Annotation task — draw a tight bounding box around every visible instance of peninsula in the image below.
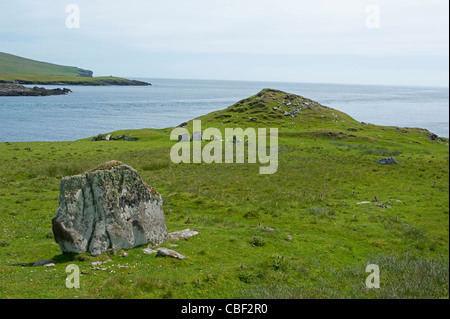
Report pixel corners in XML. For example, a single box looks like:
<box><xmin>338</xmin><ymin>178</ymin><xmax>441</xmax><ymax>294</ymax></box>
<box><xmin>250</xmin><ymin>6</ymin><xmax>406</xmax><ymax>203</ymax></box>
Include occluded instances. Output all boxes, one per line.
<box><xmin>0</xmin><ymin>52</ymin><xmax>151</xmax><ymax>86</ymax></box>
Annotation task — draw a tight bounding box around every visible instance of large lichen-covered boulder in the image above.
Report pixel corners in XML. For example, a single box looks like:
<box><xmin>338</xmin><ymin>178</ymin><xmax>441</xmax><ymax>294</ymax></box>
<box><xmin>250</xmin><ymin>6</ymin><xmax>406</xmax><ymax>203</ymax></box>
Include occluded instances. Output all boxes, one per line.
<box><xmin>52</xmin><ymin>161</ymin><xmax>168</xmax><ymax>256</ymax></box>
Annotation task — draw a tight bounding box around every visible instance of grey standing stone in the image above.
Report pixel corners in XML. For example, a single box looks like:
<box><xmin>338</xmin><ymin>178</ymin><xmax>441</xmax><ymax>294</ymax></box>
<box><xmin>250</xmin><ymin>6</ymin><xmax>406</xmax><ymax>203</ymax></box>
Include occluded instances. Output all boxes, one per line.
<box><xmin>52</xmin><ymin>160</ymin><xmax>169</xmax><ymax>256</ymax></box>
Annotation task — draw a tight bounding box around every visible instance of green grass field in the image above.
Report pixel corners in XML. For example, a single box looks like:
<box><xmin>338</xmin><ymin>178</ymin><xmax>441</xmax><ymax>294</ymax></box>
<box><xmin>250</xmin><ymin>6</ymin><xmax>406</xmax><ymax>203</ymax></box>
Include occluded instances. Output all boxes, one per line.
<box><xmin>0</xmin><ymin>89</ymin><xmax>448</xmax><ymax>299</ymax></box>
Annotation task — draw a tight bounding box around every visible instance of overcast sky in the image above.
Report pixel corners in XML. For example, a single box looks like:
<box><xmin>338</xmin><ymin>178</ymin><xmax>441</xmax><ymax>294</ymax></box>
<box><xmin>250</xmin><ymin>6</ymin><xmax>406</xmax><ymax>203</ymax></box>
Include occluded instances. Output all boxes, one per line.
<box><xmin>1</xmin><ymin>0</ymin><xmax>448</xmax><ymax>86</ymax></box>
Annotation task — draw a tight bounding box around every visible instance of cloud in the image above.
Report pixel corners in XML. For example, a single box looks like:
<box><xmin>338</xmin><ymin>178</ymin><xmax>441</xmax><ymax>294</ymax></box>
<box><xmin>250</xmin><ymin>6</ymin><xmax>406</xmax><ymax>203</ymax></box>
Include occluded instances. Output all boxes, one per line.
<box><xmin>0</xmin><ymin>0</ymin><xmax>448</xmax><ymax>85</ymax></box>
<box><xmin>2</xmin><ymin>0</ymin><xmax>447</xmax><ymax>55</ymax></box>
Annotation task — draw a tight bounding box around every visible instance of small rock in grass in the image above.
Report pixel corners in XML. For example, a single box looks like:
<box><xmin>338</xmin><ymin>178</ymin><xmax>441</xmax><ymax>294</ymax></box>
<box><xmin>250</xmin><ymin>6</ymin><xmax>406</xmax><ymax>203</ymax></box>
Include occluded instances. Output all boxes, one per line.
<box><xmin>33</xmin><ymin>259</ymin><xmax>54</xmax><ymax>267</ymax></box>
<box><xmin>142</xmin><ymin>248</ymin><xmax>158</xmax><ymax>255</ymax></box>
<box><xmin>169</xmin><ymin>229</ymin><xmax>199</xmax><ymax>241</ymax></box>
<box><xmin>377</xmin><ymin>157</ymin><xmax>399</xmax><ymax>165</ymax></box>
<box><xmin>156</xmin><ymin>248</ymin><xmax>186</xmax><ymax>260</ymax></box>
<box><xmin>91</xmin><ymin>261</ymin><xmax>105</xmax><ymax>267</ymax></box>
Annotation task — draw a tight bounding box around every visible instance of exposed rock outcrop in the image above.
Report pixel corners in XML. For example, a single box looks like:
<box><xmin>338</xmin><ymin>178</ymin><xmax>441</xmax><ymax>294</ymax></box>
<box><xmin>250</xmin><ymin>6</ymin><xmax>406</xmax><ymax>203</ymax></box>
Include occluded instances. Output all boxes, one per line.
<box><xmin>377</xmin><ymin>157</ymin><xmax>400</xmax><ymax>165</ymax></box>
<box><xmin>52</xmin><ymin>160</ymin><xmax>168</xmax><ymax>256</ymax></box>
<box><xmin>0</xmin><ymin>83</ymin><xmax>71</xmax><ymax>96</ymax></box>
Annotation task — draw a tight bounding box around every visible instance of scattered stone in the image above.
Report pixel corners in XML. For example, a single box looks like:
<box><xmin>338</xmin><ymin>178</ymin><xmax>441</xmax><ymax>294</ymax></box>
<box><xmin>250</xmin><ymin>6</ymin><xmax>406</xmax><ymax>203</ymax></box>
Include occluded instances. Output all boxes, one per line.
<box><xmin>33</xmin><ymin>259</ymin><xmax>54</xmax><ymax>267</ymax></box>
<box><xmin>44</xmin><ymin>263</ymin><xmax>55</xmax><ymax>268</ymax></box>
<box><xmin>357</xmin><ymin>201</ymin><xmax>372</xmax><ymax>205</ymax></box>
<box><xmin>191</xmin><ymin>131</ymin><xmax>203</xmax><ymax>142</ymax></box>
<box><xmin>287</xmin><ymin>235</ymin><xmax>292</xmax><ymax>241</ymax></box>
<box><xmin>105</xmin><ymin>134</ymin><xmax>112</xmax><ymax>141</ymax></box>
<box><xmin>121</xmin><ymin>252</ymin><xmax>128</xmax><ymax>257</ymax></box>
<box><xmin>259</xmin><ymin>226</ymin><xmax>274</xmax><ymax>232</ymax></box>
<box><xmin>348</xmin><ymin>128</ymin><xmax>357</xmax><ymax>132</ymax></box>
<box><xmin>92</xmin><ymin>134</ymin><xmax>104</xmax><ymax>142</ymax></box>
<box><xmin>52</xmin><ymin>161</ymin><xmax>169</xmax><ymax>256</ymax></box>
<box><xmin>156</xmin><ymin>247</ymin><xmax>187</xmax><ymax>260</ymax></box>
<box><xmin>142</xmin><ymin>248</ymin><xmax>158</xmax><ymax>255</ymax></box>
<box><xmin>377</xmin><ymin>157</ymin><xmax>400</xmax><ymax>165</ymax></box>
<box><xmin>168</xmin><ymin>229</ymin><xmax>199</xmax><ymax>241</ymax></box>
<box><xmin>178</xmin><ymin>122</ymin><xmax>188</xmax><ymax>128</ymax></box>
<box><xmin>178</xmin><ymin>133</ymin><xmax>190</xmax><ymax>142</ymax></box>
<box><xmin>91</xmin><ymin>261</ymin><xmax>106</xmax><ymax>267</ymax></box>
<box><xmin>124</xmin><ymin>135</ymin><xmax>138</xmax><ymax>141</ymax></box>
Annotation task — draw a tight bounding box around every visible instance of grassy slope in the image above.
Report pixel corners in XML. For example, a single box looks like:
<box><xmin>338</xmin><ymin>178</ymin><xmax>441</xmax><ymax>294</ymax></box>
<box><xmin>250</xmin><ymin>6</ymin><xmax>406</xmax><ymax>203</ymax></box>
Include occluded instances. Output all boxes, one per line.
<box><xmin>0</xmin><ymin>52</ymin><xmax>91</xmax><ymax>77</ymax></box>
<box><xmin>0</xmin><ymin>52</ymin><xmax>140</xmax><ymax>84</ymax></box>
<box><xmin>0</xmin><ymin>89</ymin><xmax>448</xmax><ymax>299</ymax></box>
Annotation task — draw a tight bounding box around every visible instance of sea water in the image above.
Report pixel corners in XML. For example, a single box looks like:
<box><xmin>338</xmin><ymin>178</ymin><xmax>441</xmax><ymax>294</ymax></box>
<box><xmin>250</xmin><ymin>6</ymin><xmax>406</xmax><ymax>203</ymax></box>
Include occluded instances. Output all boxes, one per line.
<box><xmin>0</xmin><ymin>78</ymin><xmax>448</xmax><ymax>142</ymax></box>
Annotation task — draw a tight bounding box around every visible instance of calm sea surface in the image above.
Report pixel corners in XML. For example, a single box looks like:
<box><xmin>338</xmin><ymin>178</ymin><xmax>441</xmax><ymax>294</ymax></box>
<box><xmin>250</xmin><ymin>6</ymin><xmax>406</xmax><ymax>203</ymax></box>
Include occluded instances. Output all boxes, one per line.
<box><xmin>0</xmin><ymin>78</ymin><xmax>448</xmax><ymax>142</ymax></box>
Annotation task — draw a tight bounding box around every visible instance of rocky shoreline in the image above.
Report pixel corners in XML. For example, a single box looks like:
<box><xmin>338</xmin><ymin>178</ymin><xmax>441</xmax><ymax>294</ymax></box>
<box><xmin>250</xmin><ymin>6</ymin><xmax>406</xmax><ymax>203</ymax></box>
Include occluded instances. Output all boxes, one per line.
<box><xmin>0</xmin><ymin>83</ymin><xmax>71</xmax><ymax>96</ymax></box>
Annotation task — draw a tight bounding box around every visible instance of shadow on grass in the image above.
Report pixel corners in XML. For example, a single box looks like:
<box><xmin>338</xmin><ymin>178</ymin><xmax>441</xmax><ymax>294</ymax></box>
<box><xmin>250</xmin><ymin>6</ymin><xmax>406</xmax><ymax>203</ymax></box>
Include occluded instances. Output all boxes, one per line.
<box><xmin>11</xmin><ymin>252</ymin><xmax>87</xmax><ymax>267</ymax></box>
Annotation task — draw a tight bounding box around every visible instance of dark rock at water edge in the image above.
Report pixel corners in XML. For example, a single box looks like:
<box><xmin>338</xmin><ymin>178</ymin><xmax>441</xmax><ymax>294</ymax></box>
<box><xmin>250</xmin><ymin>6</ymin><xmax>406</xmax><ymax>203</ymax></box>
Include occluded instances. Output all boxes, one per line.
<box><xmin>0</xmin><ymin>83</ymin><xmax>71</xmax><ymax>96</ymax></box>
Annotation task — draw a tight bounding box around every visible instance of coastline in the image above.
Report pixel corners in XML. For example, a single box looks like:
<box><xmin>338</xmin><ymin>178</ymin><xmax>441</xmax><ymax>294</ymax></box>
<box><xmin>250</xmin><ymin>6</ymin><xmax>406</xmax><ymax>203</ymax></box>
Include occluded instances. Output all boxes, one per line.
<box><xmin>0</xmin><ymin>83</ymin><xmax>71</xmax><ymax>96</ymax></box>
<box><xmin>0</xmin><ymin>75</ymin><xmax>151</xmax><ymax>86</ymax></box>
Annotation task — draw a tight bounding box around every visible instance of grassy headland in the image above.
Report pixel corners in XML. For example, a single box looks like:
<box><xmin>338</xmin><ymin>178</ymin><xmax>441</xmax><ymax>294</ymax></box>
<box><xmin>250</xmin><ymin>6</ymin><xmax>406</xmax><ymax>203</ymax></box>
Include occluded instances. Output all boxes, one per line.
<box><xmin>0</xmin><ymin>52</ymin><xmax>150</xmax><ymax>86</ymax></box>
<box><xmin>0</xmin><ymin>89</ymin><xmax>448</xmax><ymax>299</ymax></box>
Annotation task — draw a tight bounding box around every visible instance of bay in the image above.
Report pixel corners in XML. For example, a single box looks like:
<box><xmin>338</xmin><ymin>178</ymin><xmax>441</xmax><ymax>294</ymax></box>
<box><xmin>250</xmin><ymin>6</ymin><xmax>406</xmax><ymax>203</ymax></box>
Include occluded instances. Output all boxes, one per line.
<box><xmin>0</xmin><ymin>78</ymin><xmax>448</xmax><ymax>142</ymax></box>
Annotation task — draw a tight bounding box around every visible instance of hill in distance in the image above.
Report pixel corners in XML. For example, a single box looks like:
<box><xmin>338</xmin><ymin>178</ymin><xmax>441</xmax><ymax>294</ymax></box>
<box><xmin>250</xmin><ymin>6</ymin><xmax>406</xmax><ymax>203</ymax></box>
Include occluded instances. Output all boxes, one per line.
<box><xmin>177</xmin><ymin>88</ymin><xmax>447</xmax><ymax>142</ymax></box>
<box><xmin>0</xmin><ymin>52</ymin><xmax>150</xmax><ymax>86</ymax></box>
<box><xmin>0</xmin><ymin>52</ymin><xmax>93</xmax><ymax>77</ymax></box>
